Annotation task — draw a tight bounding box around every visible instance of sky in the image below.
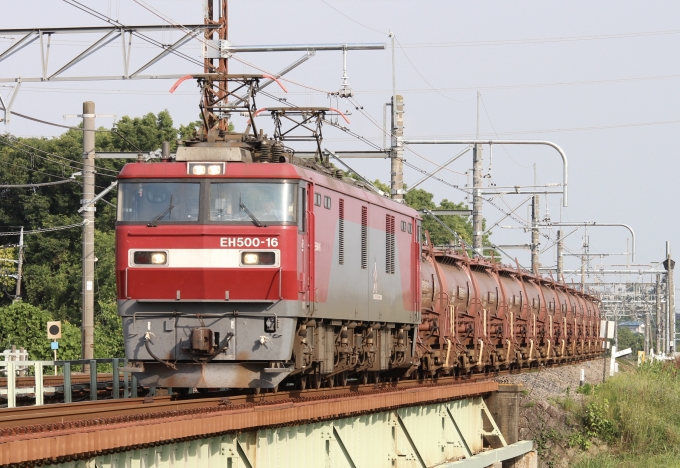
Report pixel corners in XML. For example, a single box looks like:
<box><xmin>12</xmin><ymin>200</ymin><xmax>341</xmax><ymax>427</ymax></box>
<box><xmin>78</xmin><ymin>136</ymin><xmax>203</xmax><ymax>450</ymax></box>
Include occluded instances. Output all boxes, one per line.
<box><xmin>1</xmin><ymin>0</ymin><xmax>678</xmax><ymax>287</ymax></box>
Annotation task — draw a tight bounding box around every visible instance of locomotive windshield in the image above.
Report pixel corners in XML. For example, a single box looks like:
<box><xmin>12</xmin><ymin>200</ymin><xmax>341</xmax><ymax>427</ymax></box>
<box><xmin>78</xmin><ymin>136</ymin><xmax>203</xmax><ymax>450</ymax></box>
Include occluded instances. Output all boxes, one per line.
<box><xmin>210</xmin><ymin>182</ymin><xmax>297</xmax><ymax>223</ymax></box>
<box><xmin>118</xmin><ymin>182</ymin><xmax>200</xmax><ymax>222</ymax></box>
<box><xmin>117</xmin><ymin>180</ymin><xmax>297</xmax><ymax>224</ymax></box>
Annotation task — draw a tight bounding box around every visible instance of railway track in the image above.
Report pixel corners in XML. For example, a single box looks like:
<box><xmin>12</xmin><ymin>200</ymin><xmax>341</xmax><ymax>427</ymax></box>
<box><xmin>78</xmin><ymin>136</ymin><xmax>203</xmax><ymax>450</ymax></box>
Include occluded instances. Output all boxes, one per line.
<box><xmin>0</xmin><ymin>356</ymin><xmax>601</xmax><ymax>430</ymax></box>
<box><xmin>0</xmin><ymin>373</ymin><xmax>114</xmax><ymax>389</ymax></box>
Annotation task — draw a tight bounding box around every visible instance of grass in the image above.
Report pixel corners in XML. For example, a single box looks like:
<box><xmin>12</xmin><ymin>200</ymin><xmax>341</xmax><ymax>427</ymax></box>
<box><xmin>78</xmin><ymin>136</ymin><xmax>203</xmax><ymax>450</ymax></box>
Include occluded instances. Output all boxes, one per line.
<box><xmin>570</xmin><ymin>360</ymin><xmax>680</xmax><ymax>466</ymax></box>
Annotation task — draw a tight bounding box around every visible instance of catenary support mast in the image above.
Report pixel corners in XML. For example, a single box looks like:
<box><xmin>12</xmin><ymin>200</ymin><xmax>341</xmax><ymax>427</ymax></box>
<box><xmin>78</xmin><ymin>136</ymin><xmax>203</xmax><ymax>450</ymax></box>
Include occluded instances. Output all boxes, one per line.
<box><xmin>472</xmin><ymin>92</ymin><xmax>483</xmax><ymax>252</ymax></box>
<box><xmin>13</xmin><ymin>226</ymin><xmax>23</xmax><ymax>301</ymax></box>
<box><xmin>82</xmin><ymin>101</ymin><xmax>95</xmax><ymax>363</ymax></box>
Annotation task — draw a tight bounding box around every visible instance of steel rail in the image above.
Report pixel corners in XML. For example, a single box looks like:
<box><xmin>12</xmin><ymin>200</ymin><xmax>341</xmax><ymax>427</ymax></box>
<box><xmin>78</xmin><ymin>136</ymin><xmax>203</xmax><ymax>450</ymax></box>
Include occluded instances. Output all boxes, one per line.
<box><xmin>0</xmin><ymin>355</ymin><xmax>603</xmax><ymax>429</ymax></box>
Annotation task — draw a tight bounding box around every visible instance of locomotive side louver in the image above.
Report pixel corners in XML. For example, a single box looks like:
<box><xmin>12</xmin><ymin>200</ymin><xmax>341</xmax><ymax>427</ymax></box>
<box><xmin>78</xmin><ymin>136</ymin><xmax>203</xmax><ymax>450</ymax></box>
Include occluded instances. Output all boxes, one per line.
<box><xmin>339</xmin><ymin>199</ymin><xmax>345</xmax><ymax>265</ymax></box>
<box><xmin>386</xmin><ymin>214</ymin><xmax>395</xmax><ymax>274</ymax></box>
<box><xmin>361</xmin><ymin>206</ymin><xmax>367</xmax><ymax>269</ymax></box>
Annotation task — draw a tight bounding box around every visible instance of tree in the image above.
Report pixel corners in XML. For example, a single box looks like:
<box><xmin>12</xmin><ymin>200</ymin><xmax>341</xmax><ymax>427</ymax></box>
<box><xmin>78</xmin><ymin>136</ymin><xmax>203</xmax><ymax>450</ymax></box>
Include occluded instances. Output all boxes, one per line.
<box><xmin>373</xmin><ymin>179</ymin><xmax>481</xmax><ymax>247</ymax></box>
<box><xmin>617</xmin><ymin>327</ymin><xmax>645</xmax><ymax>357</ymax></box>
<box><xmin>0</xmin><ymin>302</ymin><xmax>81</xmax><ymax>361</ymax></box>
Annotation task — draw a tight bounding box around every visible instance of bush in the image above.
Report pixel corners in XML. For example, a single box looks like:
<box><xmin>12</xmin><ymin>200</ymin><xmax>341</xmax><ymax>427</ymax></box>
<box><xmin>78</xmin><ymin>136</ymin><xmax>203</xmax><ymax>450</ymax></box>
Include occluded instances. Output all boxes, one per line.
<box><xmin>0</xmin><ymin>302</ymin><xmax>81</xmax><ymax>361</ymax></box>
<box><xmin>573</xmin><ymin>362</ymin><xmax>680</xmax><ymax>463</ymax></box>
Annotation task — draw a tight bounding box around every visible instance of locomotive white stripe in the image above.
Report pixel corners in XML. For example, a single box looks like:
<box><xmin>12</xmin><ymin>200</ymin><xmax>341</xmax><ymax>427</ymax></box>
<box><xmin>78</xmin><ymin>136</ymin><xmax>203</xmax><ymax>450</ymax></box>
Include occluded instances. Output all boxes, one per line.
<box><xmin>128</xmin><ymin>249</ymin><xmax>280</xmax><ymax>268</ymax></box>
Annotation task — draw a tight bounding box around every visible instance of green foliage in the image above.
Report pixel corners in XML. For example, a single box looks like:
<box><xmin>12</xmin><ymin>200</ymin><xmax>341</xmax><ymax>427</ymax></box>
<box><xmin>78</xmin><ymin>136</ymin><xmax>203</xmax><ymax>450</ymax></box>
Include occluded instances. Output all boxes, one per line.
<box><xmin>577</xmin><ymin>383</ymin><xmax>594</xmax><ymax>396</ymax></box>
<box><xmin>0</xmin><ymin>246</ymin><xmax>17</xmax><ymax>293</ymax></box>
<box><xmin>94</xmin><ymin>301</ymin><xmax>124</xmax><ymax>359</ymax></box>
<box><xmin>616</xmin><ymin>327</ymin><xmax>645</xmax><ymax>357</ymax></box>
<box><xmin>0</xmin><ymin>110</ymin><xmax>201</xmax><ymax>359</ymax></box>
<box><xmin>568</xmin><ymin>400</ymin><xmax>615</xmax><ymax>450</ymax></box>
<box><xmin>372</xmin><ymin>179</ymin><xmax>482</xmax><ymax>247</ymax></box>
<box><xmin>112</xmin><ymin>110</ymin><xmax>178</xmax><ymax>152</ymax></box>
<box><xmin>569</xmin><ymin>362</ymin><xmax>680</xmax><ymax>465</ymax></box>
<box><xmin>0</xmin><ymin>302</ymin><xmax>81</xmax><ymax>361</ymax></box>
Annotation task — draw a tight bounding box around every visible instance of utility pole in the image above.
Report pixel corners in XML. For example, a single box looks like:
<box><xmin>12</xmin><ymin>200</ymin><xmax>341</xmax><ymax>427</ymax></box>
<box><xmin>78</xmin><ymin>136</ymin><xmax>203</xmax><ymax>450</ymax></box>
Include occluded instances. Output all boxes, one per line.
<box><xmin>556</xmin><ymin>229</ymin><xmax>564</xmax><ymax>282</ymax></box>
<box><xmin>531</xmin><ymin>195</ymin><xmax>540</xmax><ymax>274</ymax></box>
<box><xmin>390</xmin><ymin>95</ymin><xmax>404</xmax><ymax>202</ymax></box>
<box><xmin>645</xmin><ymin>287</ymin><xmax>652</xmax><ymax>355</ymax></box>
<box><xmin>13</xmin><ymin>226</ymin><xmax>23</xmax><ymax>302</ymax></box>
<box><xmin>472</xmin><ymin>91</ymin><xmax>483</xmax><ymax>252</ymax></box>
<box><xmin>81</xmin><ymin>101</ymin><xmax>95</xmax><ymax>365</ymax></box>
<box><xmin>389</xmin><ymin>33</ymin><xmax>404</xmax><ymax>203</ymax></box>
<box><xmin>580</xmin><ymin>232</ymin><xmax>589</xmax><ymax>290</ymax></box>
<box><xmin>656</xmin><ymin>273</ymin><xmax>662</xmax><ymax>354</ymax></box>
<box><xmin>664</xmin><ymin>242</ymin><xmax>675</xmax><ymax>354</ymax></box>
<box><xmin>654</xmin><ymin>273</ymin><xmax>663</xmax><ymax>353</ymax></box>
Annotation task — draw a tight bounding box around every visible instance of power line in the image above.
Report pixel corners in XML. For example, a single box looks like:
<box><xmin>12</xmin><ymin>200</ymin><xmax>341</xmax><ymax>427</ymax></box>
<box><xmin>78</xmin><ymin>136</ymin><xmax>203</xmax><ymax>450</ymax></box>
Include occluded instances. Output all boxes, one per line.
<box><xmin>0</xmin><ymin>222</ymin><xmax>85</xmax><ymax>236</ymax></box>
<box><xmin>0</xmin><ymin>134</ymin><xmax>119</xmax><ymax>177</ymax></box>
<box><xmin>0</xmin><ymin>179</ymin><xmax>76</xmax><ymax>188</ymax></box>
<box><xmin>9</xmin><ymin>110</ymin><xmax>145</xmax><ymax>154</ymax></box>
<box><xmin>0</xmin><ymin>135</ymin><xmax>118</xmax><ymax>181</ymax></box>
<box><xmin>62</xmin><ymin>0</ymin><xmax>206</xmax><ymax>70</ymax></box>
<box><xmin>319</xmin><ymin>0</ymin><xmax>387</xmax><ymax>36</ymax></box>
<box><xmin>394</xmin><ymin>36</ymin><xmax>463</xmax><ymax>103</ymax></box>
<box><xmin>133</xmin><ymin>0</ymin><xmax>337</xmax><ymax>95</ymax></box>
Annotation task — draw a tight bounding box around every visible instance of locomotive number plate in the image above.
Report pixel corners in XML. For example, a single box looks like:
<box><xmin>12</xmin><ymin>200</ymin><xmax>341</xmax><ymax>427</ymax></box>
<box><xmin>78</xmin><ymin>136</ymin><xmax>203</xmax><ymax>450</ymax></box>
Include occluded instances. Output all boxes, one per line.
<box><xmin>220</xmin><ymin>237</ymin><xmax>279</xmax><ymax>248</ymax></box>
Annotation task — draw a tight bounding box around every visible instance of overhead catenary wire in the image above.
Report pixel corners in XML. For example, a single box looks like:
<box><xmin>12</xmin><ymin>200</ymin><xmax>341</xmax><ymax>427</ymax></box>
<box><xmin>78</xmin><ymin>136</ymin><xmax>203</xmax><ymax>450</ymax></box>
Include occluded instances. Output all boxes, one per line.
<box><xmin>132</xmin><ymin>0</ymin><xmax>337</xmax><ymax>95</ymax></box>
<box><xmin>62</xmin><ymin>0</ymin><xmax>207</xmax><ymax>70</ymax></box>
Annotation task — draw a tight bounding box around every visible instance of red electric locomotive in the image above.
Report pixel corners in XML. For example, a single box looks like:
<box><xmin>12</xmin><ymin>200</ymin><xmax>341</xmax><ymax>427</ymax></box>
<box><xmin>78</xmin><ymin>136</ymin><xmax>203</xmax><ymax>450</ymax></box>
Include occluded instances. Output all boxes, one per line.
<box><xmin>116</xmin><ymin>75</ymin><xmax>602</xmax><ymax>390</ymax></box>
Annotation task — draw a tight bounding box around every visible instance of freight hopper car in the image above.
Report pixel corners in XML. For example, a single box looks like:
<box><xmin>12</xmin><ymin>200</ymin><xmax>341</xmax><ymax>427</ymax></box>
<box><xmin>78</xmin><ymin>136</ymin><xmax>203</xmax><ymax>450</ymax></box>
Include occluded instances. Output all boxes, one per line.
<box><xmin>116</xmin><ymin>137</ymin><xmax>603</xmax><ymax>390</ymax></box>
<box><xmin>420</xmin><ymin>243</ymin><xmax>603</xmax><ymax>376</ymax></box>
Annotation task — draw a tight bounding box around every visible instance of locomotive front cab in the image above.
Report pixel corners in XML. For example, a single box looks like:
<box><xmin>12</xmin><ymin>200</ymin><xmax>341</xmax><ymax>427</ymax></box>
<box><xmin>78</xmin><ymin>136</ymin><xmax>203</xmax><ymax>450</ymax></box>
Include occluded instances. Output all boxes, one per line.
<box><xmin>116</xmin><ymin>155</ymin><xmax>309</xmax><ymax>389</ymax></box>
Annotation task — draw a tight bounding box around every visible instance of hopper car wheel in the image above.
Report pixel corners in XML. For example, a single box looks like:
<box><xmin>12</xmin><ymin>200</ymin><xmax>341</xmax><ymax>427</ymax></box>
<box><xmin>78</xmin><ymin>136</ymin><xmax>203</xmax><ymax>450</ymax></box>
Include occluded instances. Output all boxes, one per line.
<box><xmin>297</xmin><ymin>375</ymin><xmax>307</xmax><ymax>391</ymax></box>
<box><xmin>311</xmin><ymin>373</ymin><xmax>322</xmax><ymax>389</ymax></box>
<box><xmin>360</xmin><ymin>372</ymin><xmax>368</xmax><ymax>385</ymax></box>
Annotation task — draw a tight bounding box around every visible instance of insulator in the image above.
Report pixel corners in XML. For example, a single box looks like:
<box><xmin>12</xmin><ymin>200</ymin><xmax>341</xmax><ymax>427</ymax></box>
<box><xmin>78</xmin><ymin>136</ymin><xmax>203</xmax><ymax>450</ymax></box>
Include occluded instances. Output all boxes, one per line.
<box><xmin>271</xmin><ymin>144</ymin><xmax>284</xmax><ymax>162</ymax></box>
<box><xmin>335</xmin><ymin>169</ymin><xmax>344</xmax><ymax>179</ymax></box>
<box><xmin>259</xmin><ymin>144</ymin><xmax>272</xmax><ymax>163</ymax></box>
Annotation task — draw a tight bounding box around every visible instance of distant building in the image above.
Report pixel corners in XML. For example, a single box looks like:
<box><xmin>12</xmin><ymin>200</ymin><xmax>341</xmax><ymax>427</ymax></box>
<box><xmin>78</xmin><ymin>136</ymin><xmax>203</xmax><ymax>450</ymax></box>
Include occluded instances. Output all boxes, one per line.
<box><xmin>618</xmin><ymin>321</ymin><xmax>645</xmax><ymax>334</ymax></box>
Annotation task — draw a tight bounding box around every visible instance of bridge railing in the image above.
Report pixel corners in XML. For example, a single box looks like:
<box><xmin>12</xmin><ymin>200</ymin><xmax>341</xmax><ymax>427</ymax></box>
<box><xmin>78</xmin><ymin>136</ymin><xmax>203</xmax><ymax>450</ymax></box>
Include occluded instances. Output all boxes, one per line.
<box><xmin>0</xmin><ymin>358</ymin><xmax>137</xmax><ymax>408</ymax></box>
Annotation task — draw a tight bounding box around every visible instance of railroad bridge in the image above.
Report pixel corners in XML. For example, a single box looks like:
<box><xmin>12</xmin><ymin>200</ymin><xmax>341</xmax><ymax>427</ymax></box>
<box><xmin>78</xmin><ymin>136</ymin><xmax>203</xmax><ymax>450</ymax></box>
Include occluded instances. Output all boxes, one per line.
<box><xmin>0</xmin><ymin>359</ymin><xmax>535</xmax><ymax>468</ymax></box>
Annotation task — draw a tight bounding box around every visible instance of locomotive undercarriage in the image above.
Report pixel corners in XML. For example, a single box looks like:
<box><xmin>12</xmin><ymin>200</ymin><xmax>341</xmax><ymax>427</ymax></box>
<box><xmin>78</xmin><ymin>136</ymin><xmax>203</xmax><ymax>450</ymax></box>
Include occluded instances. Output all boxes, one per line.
<box><xmin>287</xmin><ymin>319</ymin><xmax>418</xmax><ymax>389</ymax></box>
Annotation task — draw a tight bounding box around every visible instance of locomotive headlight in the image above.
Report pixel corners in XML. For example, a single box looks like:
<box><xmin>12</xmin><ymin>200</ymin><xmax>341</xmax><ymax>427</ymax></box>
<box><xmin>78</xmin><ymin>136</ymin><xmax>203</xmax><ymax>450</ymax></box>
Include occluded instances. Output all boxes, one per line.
<box><xmin>133</xmin><ymin>251</ymin><xmax>168</xmax><ymax>265</ymax></box>
<box><xmin>151</xmin><ymin>252</ymin><xmax>167</xmax><ymax>264</ymax></box>
<box><xmin>242</xmin><ymin>252</ymin><xmax>260</xmax><ymax>265</ymax></box>
<box><xmin>241</xmin><ymin>251</ymin><xmax>277</xmax><ymax>266</ymax></box>
<box><xmin>187</xmin><ymin>162</ymin><xmax>225</xmax><ymax>175</ymax></box>
<box><xmin>191</xmin><ymin>164</ymin><xmax>207</xmax><ymax>175</ymax></box>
